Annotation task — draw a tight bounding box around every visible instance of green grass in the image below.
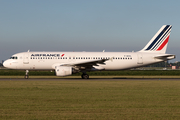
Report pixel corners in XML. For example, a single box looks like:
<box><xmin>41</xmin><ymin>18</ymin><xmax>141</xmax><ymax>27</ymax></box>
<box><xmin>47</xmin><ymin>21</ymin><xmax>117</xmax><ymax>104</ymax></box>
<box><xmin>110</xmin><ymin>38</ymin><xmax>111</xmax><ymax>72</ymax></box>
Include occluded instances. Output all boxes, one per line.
<box><xmin>0</xmin><ymin>80</ymin><xmax>180</xmax><ymax>119</ymax></box>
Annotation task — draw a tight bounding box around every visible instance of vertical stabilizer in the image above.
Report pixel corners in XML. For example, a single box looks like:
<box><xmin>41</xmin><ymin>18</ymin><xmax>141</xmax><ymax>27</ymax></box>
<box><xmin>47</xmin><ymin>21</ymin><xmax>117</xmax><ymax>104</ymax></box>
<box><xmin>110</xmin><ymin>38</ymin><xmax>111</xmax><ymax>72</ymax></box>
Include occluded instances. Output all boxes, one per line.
<box><xmin>140</xmin><ymin>25</ymin><xmax>172</xmax><ymax>53</ymax></box>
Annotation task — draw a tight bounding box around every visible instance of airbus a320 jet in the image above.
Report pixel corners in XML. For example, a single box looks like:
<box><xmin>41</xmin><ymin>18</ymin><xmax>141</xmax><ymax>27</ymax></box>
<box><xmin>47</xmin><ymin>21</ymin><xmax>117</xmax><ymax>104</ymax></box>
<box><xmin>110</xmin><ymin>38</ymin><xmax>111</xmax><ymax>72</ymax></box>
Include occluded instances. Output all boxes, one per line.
<box><xmin>3</xmin><ymin>25</ymin><xmax>175</xmax><ymax>79</ymax></box>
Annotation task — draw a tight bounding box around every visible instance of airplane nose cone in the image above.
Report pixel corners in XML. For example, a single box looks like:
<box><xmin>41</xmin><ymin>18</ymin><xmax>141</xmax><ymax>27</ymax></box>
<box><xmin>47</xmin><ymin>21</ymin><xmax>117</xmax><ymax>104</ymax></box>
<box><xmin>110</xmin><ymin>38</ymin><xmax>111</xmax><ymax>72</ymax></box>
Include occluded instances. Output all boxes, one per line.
<box><xmin>3</xmin><ymin>60</ymin><xmax>9</xmax><ymax>68</ymax></box>
<box><xmin>3</xmin><ymin>59</ymin><xmax>18</xmax><ymax>69</ymax></box>
<box><xmin>3</xmin><ymin>61</ymin><xmax>7</xmax><ymax>67</ymax></box>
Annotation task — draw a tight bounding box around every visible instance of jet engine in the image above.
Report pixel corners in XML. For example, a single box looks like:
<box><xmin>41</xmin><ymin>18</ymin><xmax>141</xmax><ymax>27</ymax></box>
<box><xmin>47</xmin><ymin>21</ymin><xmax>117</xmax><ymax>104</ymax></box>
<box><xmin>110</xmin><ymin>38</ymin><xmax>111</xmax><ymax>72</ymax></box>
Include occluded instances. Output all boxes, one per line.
<box><xmin>55</xmin><ymin>66</ymin><xmax>72</xmax><ymax>76</ymax></box>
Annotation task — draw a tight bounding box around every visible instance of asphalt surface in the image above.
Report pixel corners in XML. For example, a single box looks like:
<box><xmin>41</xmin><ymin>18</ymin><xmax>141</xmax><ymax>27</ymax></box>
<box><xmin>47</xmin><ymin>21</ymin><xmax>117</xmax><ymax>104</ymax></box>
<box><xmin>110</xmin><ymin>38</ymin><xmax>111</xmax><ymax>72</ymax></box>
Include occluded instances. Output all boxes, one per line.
<box><xmin>0</xmin><ymin>78</ymin><xmax>180</xmax><ymax>81</ymax></box>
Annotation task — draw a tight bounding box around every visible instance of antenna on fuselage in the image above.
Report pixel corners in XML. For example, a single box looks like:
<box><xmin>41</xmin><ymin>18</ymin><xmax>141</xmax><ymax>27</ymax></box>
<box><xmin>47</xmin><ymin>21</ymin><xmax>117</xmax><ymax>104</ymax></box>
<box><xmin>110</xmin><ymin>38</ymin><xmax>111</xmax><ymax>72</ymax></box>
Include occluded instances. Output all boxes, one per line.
<box><xmin>27</xmin><ymin>50</ymin><xmax>30</xmax><ymax>52</ymax></box>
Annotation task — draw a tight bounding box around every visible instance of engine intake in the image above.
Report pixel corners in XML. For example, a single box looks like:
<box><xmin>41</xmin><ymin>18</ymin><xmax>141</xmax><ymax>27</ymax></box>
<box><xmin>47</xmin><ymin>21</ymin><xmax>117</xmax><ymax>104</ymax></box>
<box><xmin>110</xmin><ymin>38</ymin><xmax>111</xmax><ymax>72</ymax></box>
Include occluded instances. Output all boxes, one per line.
<box><xmin>55</xmin><ymin>66</ymin><xmax>72</xmax><ymax>76</ymax></box>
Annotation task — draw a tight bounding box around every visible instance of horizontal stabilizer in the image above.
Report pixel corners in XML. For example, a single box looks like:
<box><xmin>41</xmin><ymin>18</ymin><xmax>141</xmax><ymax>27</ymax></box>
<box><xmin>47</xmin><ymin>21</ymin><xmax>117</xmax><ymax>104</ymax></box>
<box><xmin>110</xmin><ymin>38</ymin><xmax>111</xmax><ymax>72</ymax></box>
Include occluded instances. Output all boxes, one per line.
<box><xmin>154</xmin><ymin>54</ymin><xmax>175</xmax><ymax>60</ymax></box>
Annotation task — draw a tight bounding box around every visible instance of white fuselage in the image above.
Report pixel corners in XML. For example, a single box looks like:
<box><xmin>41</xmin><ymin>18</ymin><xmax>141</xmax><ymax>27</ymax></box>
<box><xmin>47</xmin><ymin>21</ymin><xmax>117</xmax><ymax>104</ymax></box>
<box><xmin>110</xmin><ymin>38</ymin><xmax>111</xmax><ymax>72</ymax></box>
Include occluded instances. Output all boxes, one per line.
<box><xmin>3</xmin><ymin>51</ymin><xmax>166</xmax><ymax>71</ymax></box>
<box><xmin>2</xmin><ymin>25</ymin><xmax>176</xmax><ymax>79</ymax></box>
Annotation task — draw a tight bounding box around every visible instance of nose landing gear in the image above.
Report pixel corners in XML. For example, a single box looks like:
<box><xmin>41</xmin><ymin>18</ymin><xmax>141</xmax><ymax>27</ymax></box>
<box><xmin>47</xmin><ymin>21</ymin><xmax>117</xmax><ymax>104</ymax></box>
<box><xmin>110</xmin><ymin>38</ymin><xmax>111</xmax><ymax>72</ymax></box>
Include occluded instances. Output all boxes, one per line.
<box><xmin>25</xmin><ymin>70</ymin><xmax>29</xmax><ymax>79</ymax></box>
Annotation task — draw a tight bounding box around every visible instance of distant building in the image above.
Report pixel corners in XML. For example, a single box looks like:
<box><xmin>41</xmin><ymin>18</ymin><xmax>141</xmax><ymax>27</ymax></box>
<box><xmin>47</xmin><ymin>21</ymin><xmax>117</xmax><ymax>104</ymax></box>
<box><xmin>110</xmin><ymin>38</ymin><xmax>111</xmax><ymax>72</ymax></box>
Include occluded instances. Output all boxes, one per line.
<box><xmin>172</xmin><ymin>66</ymin><xmax>177</xmax><ymax>69</ymax></box>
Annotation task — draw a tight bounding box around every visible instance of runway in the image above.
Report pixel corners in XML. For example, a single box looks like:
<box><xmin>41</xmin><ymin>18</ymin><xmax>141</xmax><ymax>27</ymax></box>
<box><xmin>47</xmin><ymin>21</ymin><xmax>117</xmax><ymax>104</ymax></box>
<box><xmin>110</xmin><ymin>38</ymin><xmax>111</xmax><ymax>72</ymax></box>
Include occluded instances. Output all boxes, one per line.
<box><xmin>1</xmin><ymin>78</ymin><xmax>180</xmax><ymax>81</ymax></box>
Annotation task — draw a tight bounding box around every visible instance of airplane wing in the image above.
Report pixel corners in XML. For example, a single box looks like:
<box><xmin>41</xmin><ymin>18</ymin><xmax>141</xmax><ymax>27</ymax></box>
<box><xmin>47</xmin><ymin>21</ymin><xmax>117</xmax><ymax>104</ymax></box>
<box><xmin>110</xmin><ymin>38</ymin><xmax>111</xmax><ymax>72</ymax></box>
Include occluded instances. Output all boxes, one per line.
<box><xmin>71</xmin><ymin>59</ymin><xmax>107</xmax><ymax>65</ymax></box>
<box><xmin>154</xmin><ymin>54</ymin><xmax>176</xmax><ymax>59</ymax></box>
<box><xmin>61</xmin><ymin>58</ymin><xmax>110</xmax><ymax>70</ymax></box>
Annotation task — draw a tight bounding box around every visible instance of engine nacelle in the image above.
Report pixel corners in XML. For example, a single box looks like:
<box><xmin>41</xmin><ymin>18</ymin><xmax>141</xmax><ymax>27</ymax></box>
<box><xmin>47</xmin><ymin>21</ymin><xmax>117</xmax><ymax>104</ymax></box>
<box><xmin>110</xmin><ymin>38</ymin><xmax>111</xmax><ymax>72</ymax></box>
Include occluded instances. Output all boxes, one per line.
<box><xmin>55</xmin><ymin>66</ymin><xmax>72</xmax><ymax>76</ymax></box>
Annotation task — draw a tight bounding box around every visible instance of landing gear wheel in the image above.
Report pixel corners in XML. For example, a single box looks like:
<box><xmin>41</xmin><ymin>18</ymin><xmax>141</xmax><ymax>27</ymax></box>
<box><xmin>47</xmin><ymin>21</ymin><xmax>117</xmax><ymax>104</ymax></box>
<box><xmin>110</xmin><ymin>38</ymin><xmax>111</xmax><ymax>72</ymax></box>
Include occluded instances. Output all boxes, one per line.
<box><xmin>25</xmin><ymin>70</ymin><xmax>29</xmax><ymax>79</ymax></box>
<box><xmin>81</xmin><ymin>74</ymin><xmax>89</xmax><ymax>79</ymax></box>
<box><xmin>25</xmin><ymin>75</ymin><xmax>29</xmax><ymax>79</ymax></box>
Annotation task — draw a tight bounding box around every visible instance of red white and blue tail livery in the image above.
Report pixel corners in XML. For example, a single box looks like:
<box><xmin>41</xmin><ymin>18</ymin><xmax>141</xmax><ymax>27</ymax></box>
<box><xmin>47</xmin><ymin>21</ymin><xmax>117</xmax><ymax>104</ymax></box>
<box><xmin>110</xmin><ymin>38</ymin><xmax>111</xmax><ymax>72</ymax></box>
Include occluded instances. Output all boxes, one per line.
<box><xmin>3</xmin><ymin>25</ymin><xmax>176</xmax><ymax>79</ymax></box>
<box><xmin>140</xmin><ymin>25</ymin><xmax>172</xmax><ymax>53</ymax></box>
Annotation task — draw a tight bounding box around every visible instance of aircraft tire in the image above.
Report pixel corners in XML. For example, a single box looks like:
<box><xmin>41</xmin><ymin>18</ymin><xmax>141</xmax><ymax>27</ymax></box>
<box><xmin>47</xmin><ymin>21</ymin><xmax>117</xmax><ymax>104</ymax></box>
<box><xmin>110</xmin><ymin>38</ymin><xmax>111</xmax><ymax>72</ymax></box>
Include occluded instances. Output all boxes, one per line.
<box><xmin>81</xmin><ymin>74</ymin><xmax>89</xmax><ymax>79</ymax></box>
<box><xmin>25</xmin><ymin>75</ymin><xmax>29</xmax><ymax>79</ymax></box>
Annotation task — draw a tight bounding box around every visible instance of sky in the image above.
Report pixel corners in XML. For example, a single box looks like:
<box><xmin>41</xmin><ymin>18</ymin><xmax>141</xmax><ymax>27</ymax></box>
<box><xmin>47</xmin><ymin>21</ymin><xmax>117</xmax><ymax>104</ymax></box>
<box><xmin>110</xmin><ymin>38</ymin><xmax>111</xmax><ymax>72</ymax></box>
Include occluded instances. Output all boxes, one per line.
<box><xmin>0</xmin><ymin>0</ymin><xmax>180</xmax><ymax>62</ymax></box>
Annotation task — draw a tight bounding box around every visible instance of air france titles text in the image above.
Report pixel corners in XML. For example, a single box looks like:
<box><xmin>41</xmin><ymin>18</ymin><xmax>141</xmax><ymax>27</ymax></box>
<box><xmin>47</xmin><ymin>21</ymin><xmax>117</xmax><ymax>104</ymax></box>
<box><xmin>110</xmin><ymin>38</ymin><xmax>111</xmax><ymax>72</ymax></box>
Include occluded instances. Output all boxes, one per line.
<box><xmin>31</xmin><ymin>54</ymin><xmax>61</xmax><ymax>57</ymax></box>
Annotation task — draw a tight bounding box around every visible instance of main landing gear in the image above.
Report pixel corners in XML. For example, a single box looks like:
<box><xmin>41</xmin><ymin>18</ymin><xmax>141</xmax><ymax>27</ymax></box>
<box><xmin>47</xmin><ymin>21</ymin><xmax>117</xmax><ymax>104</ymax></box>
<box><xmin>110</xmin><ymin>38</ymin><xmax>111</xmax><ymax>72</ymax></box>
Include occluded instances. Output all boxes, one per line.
<box><xmin>25</xmin><ymin>70</ymin><xmax>29</xmax><ymax>79</ymax></box>
<box><xmin>81</xmin><ymin>73</ymin><xmax>89</xmax><ymax>79</ymax></box>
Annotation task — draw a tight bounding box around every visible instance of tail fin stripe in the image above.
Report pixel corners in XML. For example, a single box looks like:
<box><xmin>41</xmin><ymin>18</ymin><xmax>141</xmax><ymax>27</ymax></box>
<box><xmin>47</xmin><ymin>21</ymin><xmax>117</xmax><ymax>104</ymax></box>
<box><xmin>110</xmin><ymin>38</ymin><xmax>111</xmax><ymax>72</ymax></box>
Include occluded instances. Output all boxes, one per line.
<box><xmin>151</xmin><ymin>27</ymin><xmax>171</xmax><ymax>50</ymax></box>
<box><xmin>153</xmin><ymin>29</ymin><xmax>171</xmax><ymax>50</ymax></box>
<box><xmin>156</xmin><ymin>35</ymin><xmax>170</xmax><ymax>51</ymax></box>
<box><xmin>145</xmin><ymin>25</ymin><xmax>170</xmax><ymax>50</ymax></box>
<box><xmin>139</xmin><ymin>25</ymin><xmax>172</xmax><ymax>54</ymax></box>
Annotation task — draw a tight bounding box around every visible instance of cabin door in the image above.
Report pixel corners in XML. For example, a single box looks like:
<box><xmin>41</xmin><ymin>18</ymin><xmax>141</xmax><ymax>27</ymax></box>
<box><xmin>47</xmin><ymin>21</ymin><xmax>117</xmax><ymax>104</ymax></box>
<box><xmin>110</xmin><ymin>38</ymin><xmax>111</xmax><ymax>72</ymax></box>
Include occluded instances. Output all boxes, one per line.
<box><xmin>23</xmin><ymin>54</ymin><xmax>29</xmax><ymax>64</ymax></box>
<box><xmin>137</xmin><ymin>54</ymin><xmax>143</xmax><ymax>64</ymax></box>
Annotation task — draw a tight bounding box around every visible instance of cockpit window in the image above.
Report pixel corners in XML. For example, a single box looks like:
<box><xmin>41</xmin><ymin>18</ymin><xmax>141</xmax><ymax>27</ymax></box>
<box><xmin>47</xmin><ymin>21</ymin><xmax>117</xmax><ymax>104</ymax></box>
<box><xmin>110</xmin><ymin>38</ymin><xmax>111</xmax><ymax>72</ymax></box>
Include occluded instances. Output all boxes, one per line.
<box><xmin>10</xmin><ymin>56</ymin><xmax>18</xmax><ymax>59</ymax></box>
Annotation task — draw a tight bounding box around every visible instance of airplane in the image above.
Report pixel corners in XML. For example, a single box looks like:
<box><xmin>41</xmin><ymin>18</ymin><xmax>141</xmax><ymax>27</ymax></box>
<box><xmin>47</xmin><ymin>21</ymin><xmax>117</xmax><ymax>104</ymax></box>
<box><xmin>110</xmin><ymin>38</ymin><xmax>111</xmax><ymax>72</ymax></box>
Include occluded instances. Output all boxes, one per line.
<box><xmin>3</xmin><ymin>25</ymin><xmax>175</xmax><ymax>79</ymax></box>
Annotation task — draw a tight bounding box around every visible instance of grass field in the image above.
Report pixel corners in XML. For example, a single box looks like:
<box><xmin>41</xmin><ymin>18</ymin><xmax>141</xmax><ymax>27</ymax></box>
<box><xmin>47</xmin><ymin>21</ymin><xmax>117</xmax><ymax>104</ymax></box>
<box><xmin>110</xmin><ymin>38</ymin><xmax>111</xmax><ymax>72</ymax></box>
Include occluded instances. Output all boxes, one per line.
<box><xmin>1</xmin><ymin>80</ymin><xmax>180</xmax><ymax>120</ymax></box>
